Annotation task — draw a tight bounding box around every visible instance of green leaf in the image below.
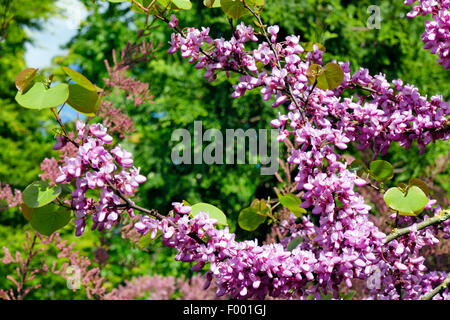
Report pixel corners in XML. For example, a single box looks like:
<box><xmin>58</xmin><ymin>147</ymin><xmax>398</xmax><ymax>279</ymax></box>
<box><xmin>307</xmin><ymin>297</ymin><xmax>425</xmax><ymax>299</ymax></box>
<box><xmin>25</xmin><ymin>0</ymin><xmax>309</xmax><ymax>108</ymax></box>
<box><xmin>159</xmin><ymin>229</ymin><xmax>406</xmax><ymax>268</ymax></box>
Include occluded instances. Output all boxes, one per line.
<box><xmin>348</xmin><ymin>159</ymin><xmax>368</xmax><ymax>176</ymax></box>
<box><xmin>221</xmin><ymin>0</ymin><xmax>248</xmax><ymax>20</ymax></box>
<box><xmin>131</xmin><ymin>0</ymin><xmax>160</xmax><ymax>13</ymax></box>
<box><xmin>67</xmin><ymin>84</ymin><xmax>101</xmax><ymax>116</ymax></box>
<box><xmin>369</xmin><ymin>160</ymin><xmax>394</xmax><ymax>181</ymax></box>
<box><xmin>238</xmin><ymin>207</ymin><xmax>266</xmax><ymax>231</ymax></box>
<box><xmin>30</xmin><ymin>203</ymin><xmax>71</xmax><ymax>236</ymax></box>
<box><xmin>250</xmin><ymin>199</ymin><xmax>270</xmax><ymax>215</ymax></box>
<box><xmin>287</xmin><ymin>236</ymin><xmax>303</xmax><ymax>251</ymax></box>
<box><xmin>171</xmin><ymin>0</ymin><xmax>192</xmax><ymax>10</ymax></box>
<box><xmin>306</xmin><ymin>64</ymin><xmax>323</xmax><ymax>84</ymax></box>
<box><xmin>15</xmin><ymin>68</ymin><xmax>38</xmax><ymax>93</ymax></box>
<box><xmin>62</xmin><ymin>66</ymin><xmax>97</xmax><ymax>91</ymax></box>
<box><xmin>204</xmin><ymin>0</ymin><xmax>221</xmax><ymax>7</ymax></box>
<box><xmin>22</xmin><ymin>181</ymin><xmax>61</xmax><ymax>208</ymax></box>
<box><xmin>383</xmin><ymin>186</ymin><xmax>429</xmax><ymax>216</ymax></box>
<box><xmin>316</xmin><ymin>62</ymin><xmax>344</xmax><ymax>90</ymax></box>
<box><xmin>190</xmin><ymin>203</ymin><xmax>228</xmax><ymax>225</ymax></box>
<box><xmin>278</xmin><ymin>193</ymin><xmax>306</xmax><ymax>217</ymax></box>
<box><xmin>15</xmin><ymin>82</ymin><xmax>69</xmax><ymax>110</ymax></box>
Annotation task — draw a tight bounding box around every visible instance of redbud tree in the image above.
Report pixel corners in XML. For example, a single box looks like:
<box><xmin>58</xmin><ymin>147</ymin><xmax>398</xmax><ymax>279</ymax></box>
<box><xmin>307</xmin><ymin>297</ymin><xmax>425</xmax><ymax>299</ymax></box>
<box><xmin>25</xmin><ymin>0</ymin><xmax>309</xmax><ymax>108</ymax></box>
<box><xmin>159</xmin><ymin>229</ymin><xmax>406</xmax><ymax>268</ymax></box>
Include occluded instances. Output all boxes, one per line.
<box><xmin>10</xmin><ymin>0</ymin><xmax>450</xmax><ymax>300</ymax></box>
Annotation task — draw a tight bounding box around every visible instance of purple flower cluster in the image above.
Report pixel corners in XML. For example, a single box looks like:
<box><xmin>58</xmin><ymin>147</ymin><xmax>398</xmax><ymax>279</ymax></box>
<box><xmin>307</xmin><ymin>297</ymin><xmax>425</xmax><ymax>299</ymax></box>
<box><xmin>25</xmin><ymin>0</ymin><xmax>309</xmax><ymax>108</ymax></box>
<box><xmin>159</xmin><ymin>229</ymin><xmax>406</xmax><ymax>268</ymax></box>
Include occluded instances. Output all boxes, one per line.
<box><xmin>135</xmin><ymin>206</ymin><xmax>322</xmax><ymax>299</ymax></box>
<box><xmin>55</xmin><ymin>121</ymin><xmax>146</xmax><ymax>236</ymax></box>
<box><xmin>370</xmin><ymin>214</ymin><xmax>449</xmax><ymax>299</ymax></box>
<box><xmin>405</xmin><ymin>0</ymin><xmax>450</xmax><ymax>69</ymax></box>
<box><xmin>47</xmin><ymin>17</ymin><xmax>447</xmax><ymax>299</ymax></box>
<box><xmin>0</xmin><ymin>183</ymin><xmax>21</xmax><ymax>208</ymax></box>
<box><xmin>158</xmin><ymin>19</ymin><xmax>450</xmax><ymax>299</ymax></box>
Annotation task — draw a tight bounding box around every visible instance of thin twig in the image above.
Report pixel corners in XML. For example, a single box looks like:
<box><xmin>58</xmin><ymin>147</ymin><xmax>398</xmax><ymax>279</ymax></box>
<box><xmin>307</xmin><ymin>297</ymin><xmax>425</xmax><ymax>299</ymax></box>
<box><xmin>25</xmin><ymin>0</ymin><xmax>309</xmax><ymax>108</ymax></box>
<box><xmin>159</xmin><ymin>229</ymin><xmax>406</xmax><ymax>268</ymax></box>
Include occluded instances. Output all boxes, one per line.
<box><xmin>420</xmin><ymin>273</ymin><xmax>450</xmax><ymax>300</ymax></box>
<box><xmin>385</xmin><ymin>210</ymin><xmax>450</xmax><ymax>243</ymax></box>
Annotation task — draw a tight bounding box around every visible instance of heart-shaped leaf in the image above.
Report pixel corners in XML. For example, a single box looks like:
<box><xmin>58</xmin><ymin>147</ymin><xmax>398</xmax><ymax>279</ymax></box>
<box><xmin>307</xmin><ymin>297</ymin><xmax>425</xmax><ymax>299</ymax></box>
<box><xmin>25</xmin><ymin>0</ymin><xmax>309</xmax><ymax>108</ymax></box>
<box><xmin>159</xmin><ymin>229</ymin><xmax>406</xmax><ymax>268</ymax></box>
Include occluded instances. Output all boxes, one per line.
<box><xmin>279</xmin><ymin>193</ymin><xmax>306</xmax><ymax>217</ymax></box>
<box><xmin>171</xmin><ymin>0</ymin><xmax>192</xmax><ymax>10</ymax></box>
<box><xmin>22</xmin><ymin>181</ymin><xmax>61</xmax><ymax>208</ymax></box>
<box><xmin>30</xmin><ymin>203</ymin><xmax>71</xmax><ymax>236</ymax></box>
<box><xmin>190</xmin><ymin>203</ymin><xmax>228</xmax><ymax>226</ymax></box>
<box><xmin>369</xmin><ymin>160</ymin><xmax>393</xmax><ymax>181</ymax></box>
<box><xmin>62</xmin><ymin>66</ymin><xmax>96</xmax><ymax>91</ymax></box>
<box><xmin>238</xmin><ymin>206</ymin><xmax>266</xmax><ymax>231</ymax></box>
<box><xmin>15</xmin><ymin>68</ymin><xmax>38</xmax><ymax>93</ymax></box>
<box><xmin>15</xmin><ymin>82</ymin><xmax>69</xmax><ymax>110</ymax></box>
<box><xmin>221</xmin><ymin>0</ymin><xmax>249</xmax><ymax>20</ymax></box>
<box><xmin>383</xmin><ymin>186</ymin><xmax>429</xmax><ymax>216</ymax></box>
<box><xmin>67</xmin><ymin>84</ymin><xmax>101</xmax><ymax>116</ymax></box>
<box><xmin>316</xmin><ymin>63</ymin><xmax>344</xmax><ymax>90</ymax></box>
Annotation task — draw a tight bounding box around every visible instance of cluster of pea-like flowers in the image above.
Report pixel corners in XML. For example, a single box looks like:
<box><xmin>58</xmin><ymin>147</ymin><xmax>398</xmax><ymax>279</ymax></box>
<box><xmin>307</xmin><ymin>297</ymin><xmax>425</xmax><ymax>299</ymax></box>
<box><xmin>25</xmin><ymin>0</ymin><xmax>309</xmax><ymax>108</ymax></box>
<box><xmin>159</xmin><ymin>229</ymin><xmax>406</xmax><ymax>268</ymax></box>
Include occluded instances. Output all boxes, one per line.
<box><xmin>405</xmin><ymin>0</ymin><xmax>450</xmax><ymax>69</ymax></box>
<box><xmin>55</xmin><ymin>121</ymin><xmax>146</xmax><ymax>236</ymax></box>
<box><xmin>154</xmin><ymin>18</ymin><xmax>450</xmax><ymax>299</ymax></box>
<box><xmin>373</xmin><ymin>214</ymin><xmax>449</xmax><ymax>300</ymax></box>
<box><xmin>136</xmin><ymin>203</ymin><xmax>321</xmax><ymax>299</ymax></box>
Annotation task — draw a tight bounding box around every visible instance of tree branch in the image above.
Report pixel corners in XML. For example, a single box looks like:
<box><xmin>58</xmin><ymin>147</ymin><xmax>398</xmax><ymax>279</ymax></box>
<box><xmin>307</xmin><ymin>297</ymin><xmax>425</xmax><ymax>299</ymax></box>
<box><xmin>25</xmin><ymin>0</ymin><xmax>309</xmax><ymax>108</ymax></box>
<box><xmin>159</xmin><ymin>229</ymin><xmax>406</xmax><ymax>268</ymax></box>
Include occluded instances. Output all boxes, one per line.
<box><xmin>421</xmin><ymin>273</ymin><xmax>450</xmax><ymax>300</ymax></box>
<box><xmin>242</xmin><ymin>1</ymin><xmax>306</xmax><ymax>121</ymax></box>
<box><xmin>385</xmin><ymin>210</ymin><xmax>450</xmax><ymax>243</ymax></box>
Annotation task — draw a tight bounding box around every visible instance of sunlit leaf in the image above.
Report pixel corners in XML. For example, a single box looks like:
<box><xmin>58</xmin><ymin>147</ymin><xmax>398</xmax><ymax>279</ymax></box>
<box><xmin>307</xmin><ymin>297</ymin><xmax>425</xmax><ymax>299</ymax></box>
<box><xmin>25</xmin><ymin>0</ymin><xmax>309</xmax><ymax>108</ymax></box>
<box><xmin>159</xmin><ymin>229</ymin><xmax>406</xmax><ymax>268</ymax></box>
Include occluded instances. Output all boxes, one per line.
<box><xmin>171</xmin><ymin>0</ymin><xmax>192</xmax><ymax>10</ymax></box>
<box><xmin>15</xmin><ymin>82</ymin><xmax>69</xmax><ymax>110</ymax></box>
<box><xmin>62</xmin><ymin>66</ymin><xmax>96</xmax><ymax>91</ymax></box>
<box><xmin>204</xmin><ymin>0</ymin><xmax>221</xmax><ymax>8</ymax></box>
<box><xmin>22</xmin><ymin>181</ymin><xmax>61</xmax><ymax>209</ymax></box>
<box><xmin>383</xmin><ymin>186</ymin><xmax>429</xmax><ymax>216</ymax></box>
